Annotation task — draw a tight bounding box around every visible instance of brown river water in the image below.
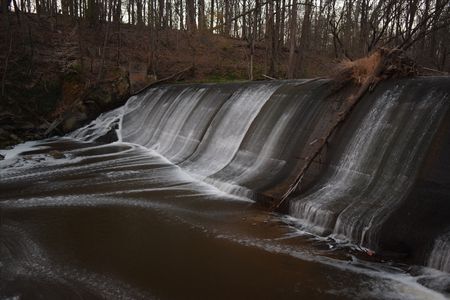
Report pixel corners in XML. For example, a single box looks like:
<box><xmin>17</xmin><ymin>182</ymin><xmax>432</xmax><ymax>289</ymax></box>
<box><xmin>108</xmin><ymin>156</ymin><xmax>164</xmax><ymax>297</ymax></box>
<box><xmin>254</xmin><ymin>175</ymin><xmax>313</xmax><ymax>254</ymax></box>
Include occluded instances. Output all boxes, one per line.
<box><xmin>1</xmin><ymin>139</ymin><xmax>448</xmax><ymax>300</ymax></box>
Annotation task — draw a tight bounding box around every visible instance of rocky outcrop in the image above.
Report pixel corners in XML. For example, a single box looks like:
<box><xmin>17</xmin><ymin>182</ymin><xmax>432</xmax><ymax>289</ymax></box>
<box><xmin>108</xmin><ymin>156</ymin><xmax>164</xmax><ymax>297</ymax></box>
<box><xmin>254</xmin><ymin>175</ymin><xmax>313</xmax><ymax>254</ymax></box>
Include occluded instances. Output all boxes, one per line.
<box><xmin>0</xmin><ymin>64</ymin><xmax>131</xmax><ymax>149</ymax></box>
<box><xmin>52</xmin><ymin>65</ymin><xmax>131</xmax><ymax>134</ymax></box>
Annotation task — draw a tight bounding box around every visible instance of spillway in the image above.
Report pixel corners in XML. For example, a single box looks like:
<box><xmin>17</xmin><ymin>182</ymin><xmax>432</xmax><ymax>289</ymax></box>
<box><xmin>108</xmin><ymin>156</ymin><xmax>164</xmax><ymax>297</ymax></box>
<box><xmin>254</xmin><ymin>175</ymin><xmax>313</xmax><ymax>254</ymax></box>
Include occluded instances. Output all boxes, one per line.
<box><xmin>71</xmin><ymin>77</ymin><xmax>450</xmax><ymax>271</ymax></box>
<box><xmin>2</xmin><ymin>77</ymin><xmax>450</xmax><ymax>299</ymax></box>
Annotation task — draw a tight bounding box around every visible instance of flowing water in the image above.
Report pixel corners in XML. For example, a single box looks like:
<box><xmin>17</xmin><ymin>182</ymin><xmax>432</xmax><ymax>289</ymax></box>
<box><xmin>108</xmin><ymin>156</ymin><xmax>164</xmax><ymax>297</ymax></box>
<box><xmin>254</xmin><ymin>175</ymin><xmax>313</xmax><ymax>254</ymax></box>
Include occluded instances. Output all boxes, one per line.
<box><xmin>1</xmin><ymin>78</ymin><xmax>450</xmax><ymax>299</ymax></box>
<box><xmin>290</xmin><ymin>87</ymin><xmax>445</xmax><ymax>247</ymax></box>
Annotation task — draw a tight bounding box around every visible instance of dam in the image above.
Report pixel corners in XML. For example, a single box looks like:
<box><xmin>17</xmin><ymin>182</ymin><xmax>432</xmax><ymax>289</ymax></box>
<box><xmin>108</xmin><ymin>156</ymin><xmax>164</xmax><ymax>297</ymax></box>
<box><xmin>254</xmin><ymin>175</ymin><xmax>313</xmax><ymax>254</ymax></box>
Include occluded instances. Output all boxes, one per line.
<box><xmin>1</xmin><ymin>77</ymin><xmax>449</xmax><ymax>299</ymax></box>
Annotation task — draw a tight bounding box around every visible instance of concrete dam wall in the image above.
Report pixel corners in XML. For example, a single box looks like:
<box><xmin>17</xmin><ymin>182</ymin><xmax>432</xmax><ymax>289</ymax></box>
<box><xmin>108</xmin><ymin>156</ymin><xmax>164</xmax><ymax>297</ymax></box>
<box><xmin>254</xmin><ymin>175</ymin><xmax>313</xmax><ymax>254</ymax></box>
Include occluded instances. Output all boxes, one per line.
<box><xmin>71</xmin><ymin>77</ymin><xmax>450</xmax><ymax>272</ymax></box>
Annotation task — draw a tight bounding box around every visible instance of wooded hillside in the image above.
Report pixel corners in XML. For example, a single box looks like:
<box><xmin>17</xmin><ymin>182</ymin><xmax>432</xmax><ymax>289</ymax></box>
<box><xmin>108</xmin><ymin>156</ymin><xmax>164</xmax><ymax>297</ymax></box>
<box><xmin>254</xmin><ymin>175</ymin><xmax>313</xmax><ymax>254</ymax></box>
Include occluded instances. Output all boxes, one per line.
<box><xmin>3</xmin><ymin>0</ymin><xmax>450</xmax><ymax>78</ymax></box>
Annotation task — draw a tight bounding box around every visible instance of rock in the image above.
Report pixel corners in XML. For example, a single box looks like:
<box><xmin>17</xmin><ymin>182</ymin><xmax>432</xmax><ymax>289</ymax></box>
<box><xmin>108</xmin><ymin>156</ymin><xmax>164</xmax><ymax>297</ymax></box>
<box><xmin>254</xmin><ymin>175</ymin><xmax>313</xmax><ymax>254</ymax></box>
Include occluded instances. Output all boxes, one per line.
<box><xmin>0</xmin><ymin>128</ymin><xmax>8</xmax><ymax>137</ymax></box>
<box><xmin>80</xmin><ymin>69</ymin><xmax>129</xmax><ymax>116</ymax></box>
<box><xmin>63</xmin><ymin>112</ymin><xmax>88</xmax><ymax>133</ymax></box>
<box><xmin>18</xmin><ymin>121</ymin><xmax>36</xmax><ymax>130</ymax></box>
<box><xmin>0</xmin><ymin>154</ymin><xmax>4</xmax><ymax>160</ymax></box>
<box><xmin>115</xmin><ymin>74</ymin><xmax>131</xmax><ymax>97</ymax></box>
<box><xmin>48</xmin><ymin>150</ymin><xmax>65</xmax><ymax>159</ymax></box>
<box><xmin>93</xmin><ymin>126</ymin><xmax>119</xmax><ymax>143</ymax></box>
<box><xmin>63</xmin><ymin>116</ymin><xmax>79</xmax><ymax>132</ymax></box>
<box><xmin>128</xmin><ymin>62</ymin><xmax>153</xmax><ymax>93</ymax></box>
<box><xmin>9</xmin><ymin>134</ymin><xmax>22</xmax><ymax>142</ymax></box>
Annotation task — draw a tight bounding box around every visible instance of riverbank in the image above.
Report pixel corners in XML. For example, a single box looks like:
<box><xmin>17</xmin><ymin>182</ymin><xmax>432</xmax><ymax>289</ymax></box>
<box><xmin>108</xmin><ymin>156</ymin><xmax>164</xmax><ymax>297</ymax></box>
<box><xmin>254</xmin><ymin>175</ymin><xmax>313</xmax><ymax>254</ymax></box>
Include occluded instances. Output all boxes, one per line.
<box><xmin>0</xmin><ymin>12</ymin><xmax>294</xmax><ymax>149</ymax></box>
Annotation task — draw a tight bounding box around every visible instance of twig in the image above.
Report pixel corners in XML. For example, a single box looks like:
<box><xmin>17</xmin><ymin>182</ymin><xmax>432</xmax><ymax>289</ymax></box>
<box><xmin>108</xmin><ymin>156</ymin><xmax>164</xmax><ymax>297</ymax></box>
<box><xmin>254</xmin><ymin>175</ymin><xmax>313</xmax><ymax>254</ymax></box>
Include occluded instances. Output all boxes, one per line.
<box><xmin>263</xmin><ymin>74</ymin><xmax>277</xmax><ymax>80</ymax></box>
<box><xmin>420</xmin><ymin>66</ymin><xmax>449</xmax><ymax>75</ymax></box>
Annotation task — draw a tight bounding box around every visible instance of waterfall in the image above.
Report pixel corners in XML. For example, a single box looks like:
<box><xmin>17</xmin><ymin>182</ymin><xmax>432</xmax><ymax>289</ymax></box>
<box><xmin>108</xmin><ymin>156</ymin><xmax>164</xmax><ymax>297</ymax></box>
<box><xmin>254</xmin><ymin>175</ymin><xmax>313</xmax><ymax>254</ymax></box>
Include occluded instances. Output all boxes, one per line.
<box><xmin>69</xmin><ymin>78</ymin><xmax>450</xmax><ymax>272</ymax></box>
<box><xmin>116</xmin><ymin>79</ymin><xmax>335</xmax><ymax>199</ymax></box>
<box><xmin>178</xmin><ymin>83</ymin><xmax>281</xmax><ymax>178</ymax></box>
<box><xmin>428</xmin><ymin>229</ymin><xmax>450</xmax><ymax>273</ymax></box>
<box><xmin>289</xmin><ymin>86</ymin><xmax>448</xmax><ymax>250</ymax></box>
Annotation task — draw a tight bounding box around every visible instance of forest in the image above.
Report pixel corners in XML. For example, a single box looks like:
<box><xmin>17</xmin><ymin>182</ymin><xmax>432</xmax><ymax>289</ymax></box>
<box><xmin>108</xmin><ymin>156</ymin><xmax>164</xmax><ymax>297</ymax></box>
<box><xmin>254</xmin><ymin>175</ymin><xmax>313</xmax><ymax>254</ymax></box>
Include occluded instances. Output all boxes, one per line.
<box><xmin>3</xmin><ymin>0</ymin><xmax>450</xmax><ymax>77</ymax></box>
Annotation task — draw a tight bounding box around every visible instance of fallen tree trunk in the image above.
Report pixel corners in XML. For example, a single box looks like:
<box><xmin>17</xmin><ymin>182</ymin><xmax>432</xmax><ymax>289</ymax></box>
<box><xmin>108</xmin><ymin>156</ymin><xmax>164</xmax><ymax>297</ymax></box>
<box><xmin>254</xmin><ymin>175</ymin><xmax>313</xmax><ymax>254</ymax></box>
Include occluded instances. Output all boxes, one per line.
<box><xmin>271</xmin><ymin>48</ymin><xmax>418</xmax><ymax>211</ymax></box>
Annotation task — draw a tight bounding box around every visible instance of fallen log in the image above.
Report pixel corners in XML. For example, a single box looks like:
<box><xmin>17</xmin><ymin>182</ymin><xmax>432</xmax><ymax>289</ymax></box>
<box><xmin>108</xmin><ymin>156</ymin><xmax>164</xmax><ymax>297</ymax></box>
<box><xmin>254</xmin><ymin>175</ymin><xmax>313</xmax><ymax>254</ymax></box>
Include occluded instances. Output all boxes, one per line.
<box><xmin>271</xmin><ymin>48</ymin><xmax>418</xmax><ymax>211</ymax></box>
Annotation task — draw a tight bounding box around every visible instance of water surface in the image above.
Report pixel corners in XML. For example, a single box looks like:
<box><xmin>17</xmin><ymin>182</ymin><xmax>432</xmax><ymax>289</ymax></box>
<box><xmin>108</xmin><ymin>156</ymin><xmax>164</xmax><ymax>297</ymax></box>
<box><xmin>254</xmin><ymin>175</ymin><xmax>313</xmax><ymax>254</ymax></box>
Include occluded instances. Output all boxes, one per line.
<box><xmin>1</xmin><ymin>139</ymin><xmax>448</xmax><ymax>299</ymax></box>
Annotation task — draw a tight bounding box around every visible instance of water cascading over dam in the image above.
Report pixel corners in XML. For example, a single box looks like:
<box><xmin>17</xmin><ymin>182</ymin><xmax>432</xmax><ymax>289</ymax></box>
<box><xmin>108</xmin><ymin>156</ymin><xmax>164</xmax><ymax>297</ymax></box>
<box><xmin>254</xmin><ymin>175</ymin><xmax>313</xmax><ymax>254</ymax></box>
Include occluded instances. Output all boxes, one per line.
<box><xmin>69</xmin><ymin>77</ymin><xmax>450</xmax><ymax>273</ymax></box>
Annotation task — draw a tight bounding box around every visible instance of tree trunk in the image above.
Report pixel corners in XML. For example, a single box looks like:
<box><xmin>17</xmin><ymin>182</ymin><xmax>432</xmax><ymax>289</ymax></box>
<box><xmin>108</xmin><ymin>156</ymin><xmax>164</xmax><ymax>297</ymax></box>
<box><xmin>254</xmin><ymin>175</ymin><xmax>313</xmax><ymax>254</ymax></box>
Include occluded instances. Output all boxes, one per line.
<box><xmin>224</xmin><ymin>0</ymin><xmax>231</xmax><ymax>35</ymax></box>
<box><xmin>186</xmin><ymin>0</ymin><xmax>196</xmax><ymax>31</ymax></box>
<box><xmin>296</xmin><ymin>0</ymin><xmax>312</xmax><ymax>76</ymax></box>
<box><xmin>210</xmin><ymin>0</ymin><xmax>214</xmax><ymax>29</ymax></box>
<box><xmin>198</xmin><ymin>0</ymin><xmax>205</xmax><ymax>30</ymax></box>
<box><xmin>287</xmin><ymin>0</ymin><xmax>297</xmax><ymax>78</ymax></box>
